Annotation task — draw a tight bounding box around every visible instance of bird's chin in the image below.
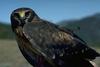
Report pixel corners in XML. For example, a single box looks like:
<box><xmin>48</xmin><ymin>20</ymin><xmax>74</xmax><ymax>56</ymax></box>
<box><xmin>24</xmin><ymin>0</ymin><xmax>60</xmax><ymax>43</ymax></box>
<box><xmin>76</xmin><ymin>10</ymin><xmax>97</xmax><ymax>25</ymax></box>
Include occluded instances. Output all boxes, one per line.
<box><xmin>17</xmin><ymin>21</ymin><xmax>26</xmax><ymax>28</ymax></box>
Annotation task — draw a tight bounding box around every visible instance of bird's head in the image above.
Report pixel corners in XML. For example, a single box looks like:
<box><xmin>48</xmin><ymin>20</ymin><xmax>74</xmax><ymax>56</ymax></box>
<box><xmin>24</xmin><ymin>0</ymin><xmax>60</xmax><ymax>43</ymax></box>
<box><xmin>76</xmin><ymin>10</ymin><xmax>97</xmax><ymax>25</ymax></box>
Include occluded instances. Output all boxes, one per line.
<box><xmin>11</xmin><ymin>7</ymin><xmax>39</xmax><ymax>32</ymax></box>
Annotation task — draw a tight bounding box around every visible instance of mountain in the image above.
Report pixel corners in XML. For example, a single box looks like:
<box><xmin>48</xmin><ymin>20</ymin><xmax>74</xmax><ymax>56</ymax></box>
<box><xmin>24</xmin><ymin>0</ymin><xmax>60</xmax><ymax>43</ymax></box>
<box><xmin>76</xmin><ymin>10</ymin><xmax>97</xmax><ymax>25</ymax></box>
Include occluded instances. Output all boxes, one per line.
<box><xmin>0</xmin><ymin>22</ymin><xmax>14</xmax><ymax>39</ymax></box>
<box><xmin>58</xmin><ymin>13</ymin><xmax>100</xmax><ymax>47</ymax></box>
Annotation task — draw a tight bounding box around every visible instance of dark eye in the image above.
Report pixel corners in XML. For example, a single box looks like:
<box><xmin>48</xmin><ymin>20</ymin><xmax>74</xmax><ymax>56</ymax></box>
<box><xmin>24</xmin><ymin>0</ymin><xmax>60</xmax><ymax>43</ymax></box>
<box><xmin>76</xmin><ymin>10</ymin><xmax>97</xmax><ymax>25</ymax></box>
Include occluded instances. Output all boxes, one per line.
<box><xmin>25</xmin><ymin>11</ymin><xmax>30</xmax><ymax>17</ymax></box>
<box><xmin>14</xmin><ymin>13</ymin><xmax>19</xmax><ymax>18</ymax></box>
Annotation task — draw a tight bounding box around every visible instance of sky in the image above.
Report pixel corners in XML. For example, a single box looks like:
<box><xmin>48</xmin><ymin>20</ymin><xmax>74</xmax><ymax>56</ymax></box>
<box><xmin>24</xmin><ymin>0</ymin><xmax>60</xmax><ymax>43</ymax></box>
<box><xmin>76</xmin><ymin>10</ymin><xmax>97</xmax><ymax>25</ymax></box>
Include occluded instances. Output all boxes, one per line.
<box><xmin>0</xmin><ymin>0</ymin><xmax>100</xmax><ymax>24</ymax></box>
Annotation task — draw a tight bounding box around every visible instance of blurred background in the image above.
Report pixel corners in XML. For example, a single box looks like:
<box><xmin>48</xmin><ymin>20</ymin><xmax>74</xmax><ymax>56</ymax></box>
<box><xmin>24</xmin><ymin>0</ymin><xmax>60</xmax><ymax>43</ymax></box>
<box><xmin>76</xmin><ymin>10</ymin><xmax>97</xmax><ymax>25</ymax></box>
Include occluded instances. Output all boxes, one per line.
<box><xmin>0</xmin><ymin>0</ymin><xmax>100</xmax><ymax>67</ymax></box>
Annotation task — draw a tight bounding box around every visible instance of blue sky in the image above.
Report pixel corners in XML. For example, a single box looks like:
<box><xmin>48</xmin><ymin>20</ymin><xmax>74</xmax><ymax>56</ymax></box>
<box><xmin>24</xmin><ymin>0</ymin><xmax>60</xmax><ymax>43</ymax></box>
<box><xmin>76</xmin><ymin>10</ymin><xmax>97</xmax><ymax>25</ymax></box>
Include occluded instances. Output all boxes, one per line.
<box><xmin>0</xmin><ymin>0</ymin><xmax>100</xmax><ymax>24</ymax></box>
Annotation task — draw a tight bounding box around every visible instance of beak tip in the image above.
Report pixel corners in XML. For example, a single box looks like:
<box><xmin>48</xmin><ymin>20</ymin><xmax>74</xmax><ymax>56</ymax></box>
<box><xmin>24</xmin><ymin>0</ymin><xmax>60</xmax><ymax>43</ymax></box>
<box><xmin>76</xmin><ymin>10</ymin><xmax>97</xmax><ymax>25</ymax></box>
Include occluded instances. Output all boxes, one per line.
<box><xmin>19</xmin><ymin>11</ymin><xmax>25</xmax><ymax>18</ymax></box>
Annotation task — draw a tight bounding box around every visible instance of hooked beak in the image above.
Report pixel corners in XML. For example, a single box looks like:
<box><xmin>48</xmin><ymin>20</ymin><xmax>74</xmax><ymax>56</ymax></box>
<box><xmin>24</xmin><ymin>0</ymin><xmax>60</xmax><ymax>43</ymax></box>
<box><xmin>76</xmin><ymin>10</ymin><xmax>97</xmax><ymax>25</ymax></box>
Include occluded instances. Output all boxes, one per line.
<box><xmin>19</xmin><ymin>11</ymin><xmax>25</xmax><ymax>19</ymax></box>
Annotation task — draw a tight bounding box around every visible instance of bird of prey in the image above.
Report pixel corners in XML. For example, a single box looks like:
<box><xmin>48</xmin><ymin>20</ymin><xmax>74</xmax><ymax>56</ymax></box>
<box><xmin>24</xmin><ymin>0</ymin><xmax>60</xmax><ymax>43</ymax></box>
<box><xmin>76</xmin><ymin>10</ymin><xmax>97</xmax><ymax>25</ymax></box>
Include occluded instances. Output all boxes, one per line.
<box><xmin>10</xmin><ymin>7</ymin><xmax>100</xmax><ymax>67</ymax></box>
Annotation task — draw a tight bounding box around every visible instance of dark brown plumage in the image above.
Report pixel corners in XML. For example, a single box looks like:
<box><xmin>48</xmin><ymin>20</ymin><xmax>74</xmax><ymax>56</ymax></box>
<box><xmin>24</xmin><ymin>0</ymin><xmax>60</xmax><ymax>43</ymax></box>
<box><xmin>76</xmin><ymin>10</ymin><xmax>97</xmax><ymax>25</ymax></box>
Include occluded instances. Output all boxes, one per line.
<box><xmin>10</xmin><ymin>7</ymin><xmax>100</xmax><ymax>67</ymax></box>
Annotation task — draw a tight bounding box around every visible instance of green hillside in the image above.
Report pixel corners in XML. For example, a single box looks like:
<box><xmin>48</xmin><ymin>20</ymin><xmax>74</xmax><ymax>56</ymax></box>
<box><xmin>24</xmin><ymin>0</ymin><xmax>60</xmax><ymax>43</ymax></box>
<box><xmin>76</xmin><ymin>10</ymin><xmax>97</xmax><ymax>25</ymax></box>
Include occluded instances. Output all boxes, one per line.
<box><xmin>0</xmin><ymin>22</ymin><xmax>14</xmax><ymax>39</ymax></box>
<box><xmin>58</xmin><ymin>13</ymin><xmax>100</xmax><ymax>47</ymax></box>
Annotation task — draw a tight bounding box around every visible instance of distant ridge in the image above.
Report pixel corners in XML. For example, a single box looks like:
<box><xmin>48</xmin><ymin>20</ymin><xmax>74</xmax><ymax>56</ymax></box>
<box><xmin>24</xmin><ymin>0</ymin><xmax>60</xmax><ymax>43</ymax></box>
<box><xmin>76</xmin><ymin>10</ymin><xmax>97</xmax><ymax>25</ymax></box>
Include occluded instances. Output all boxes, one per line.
<box><xmin>58</xmin><ymin>13</ymin><xmax>100</xmax><ymax>47</ymax></box>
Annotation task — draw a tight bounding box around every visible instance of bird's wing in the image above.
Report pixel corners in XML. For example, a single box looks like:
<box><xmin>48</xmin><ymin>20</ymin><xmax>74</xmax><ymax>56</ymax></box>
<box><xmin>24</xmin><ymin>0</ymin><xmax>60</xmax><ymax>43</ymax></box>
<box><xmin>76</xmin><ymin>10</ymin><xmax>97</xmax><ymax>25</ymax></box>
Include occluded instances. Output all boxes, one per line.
<box><xmin>23</xmin><ymin>21</ymin><xmax>100</xmax><ymax>62</ymax></box>
<box><xmin>58</xmin><ymin>26</ymin><xmax>100</xmax><ymax>59</ymax></box>
<box><xmin>58</xmin><ymin>26</ymin><xmax>100</xmax><ymax>60</ymax></box>
<box><xmin>58</xmin><ymin>26</ymin><xmax>87</xmax><ymax>44</ymax></box>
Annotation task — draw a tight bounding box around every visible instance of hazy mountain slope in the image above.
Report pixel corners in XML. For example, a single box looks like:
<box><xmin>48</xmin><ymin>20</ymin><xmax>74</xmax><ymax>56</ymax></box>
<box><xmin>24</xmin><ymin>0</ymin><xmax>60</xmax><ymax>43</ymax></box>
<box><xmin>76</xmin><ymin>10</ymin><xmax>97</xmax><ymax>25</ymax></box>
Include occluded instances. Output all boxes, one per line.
<box><xmin>58</xmin><ymin>13</ymin><xmax>100</xmax><ymax>47</ymax></box>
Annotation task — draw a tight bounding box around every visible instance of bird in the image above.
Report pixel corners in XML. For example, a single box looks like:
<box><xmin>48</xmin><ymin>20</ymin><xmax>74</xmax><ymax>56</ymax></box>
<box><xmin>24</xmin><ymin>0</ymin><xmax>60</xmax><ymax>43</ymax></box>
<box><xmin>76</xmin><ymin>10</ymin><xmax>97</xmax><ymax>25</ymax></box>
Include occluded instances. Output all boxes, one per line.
<box><xmin>10</xmin><ymin>7</ymin><xmax>100</xmax><ymax>67</ymax></box>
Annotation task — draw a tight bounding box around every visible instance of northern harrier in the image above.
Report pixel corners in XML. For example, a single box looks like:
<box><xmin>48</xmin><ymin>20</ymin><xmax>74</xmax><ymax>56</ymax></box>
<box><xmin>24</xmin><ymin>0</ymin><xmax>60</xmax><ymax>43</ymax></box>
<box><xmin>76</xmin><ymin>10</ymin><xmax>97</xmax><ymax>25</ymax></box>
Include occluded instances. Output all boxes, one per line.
<box><xmin>11</xmin><ymin>8</ymin><xmax>100</xmax><ymax>67</ymax></box>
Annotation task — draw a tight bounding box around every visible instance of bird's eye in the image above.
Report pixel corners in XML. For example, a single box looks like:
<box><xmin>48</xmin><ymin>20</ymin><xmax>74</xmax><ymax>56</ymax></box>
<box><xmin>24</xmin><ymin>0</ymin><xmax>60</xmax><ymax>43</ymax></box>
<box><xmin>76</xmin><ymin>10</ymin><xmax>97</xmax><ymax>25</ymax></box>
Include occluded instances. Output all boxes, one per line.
<box><xmin>14</xmin><ymin>13</ymin><xmax>19</xmax><ymax>18</ymax></box>
<box><xmin>25</xmin><ymin>11</ymin><xmax>30</xmax><ymax>17</ymax></box>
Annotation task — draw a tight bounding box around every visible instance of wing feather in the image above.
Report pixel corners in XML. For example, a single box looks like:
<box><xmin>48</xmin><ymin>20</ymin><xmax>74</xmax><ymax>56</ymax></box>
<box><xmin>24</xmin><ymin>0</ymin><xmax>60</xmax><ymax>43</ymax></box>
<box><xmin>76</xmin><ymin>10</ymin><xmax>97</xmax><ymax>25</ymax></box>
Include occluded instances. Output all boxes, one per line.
<box><xmin>23</xmin><ymin>21</ymin><xmax>100</xmax><ymax>61</ymax></box>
